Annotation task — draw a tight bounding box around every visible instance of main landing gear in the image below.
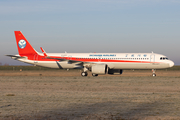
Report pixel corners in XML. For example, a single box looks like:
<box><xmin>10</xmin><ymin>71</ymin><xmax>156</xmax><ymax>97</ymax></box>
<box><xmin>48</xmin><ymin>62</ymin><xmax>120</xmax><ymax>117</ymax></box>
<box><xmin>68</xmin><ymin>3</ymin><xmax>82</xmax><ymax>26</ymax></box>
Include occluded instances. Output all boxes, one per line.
<box><xmin>81</xmin><ymin>67</ymin><xmax>88</xmax><ymax>77</ymax></box>
<box><xmin>81</xmin><ymin>67</ymin><xmax>99</xmax><ymax>77</ymax></box>
<box><xmin>92</xmin><ymin>73</ymin><xmax>98</xmax><ymax>77</ymax></box>
<box><xmin>81</xmin><ymin>72</ymin><xmax>99</xmax><ymax>77</ymax></box>
<box><xmin>152</xmin><ymin>69</ymin><xmax>156</xmax><ymax>77</ymax></box>
<box><xmin>81</xmin><ymin>72</ymin><xmax>88</xmax><ymax>77</ymax></box>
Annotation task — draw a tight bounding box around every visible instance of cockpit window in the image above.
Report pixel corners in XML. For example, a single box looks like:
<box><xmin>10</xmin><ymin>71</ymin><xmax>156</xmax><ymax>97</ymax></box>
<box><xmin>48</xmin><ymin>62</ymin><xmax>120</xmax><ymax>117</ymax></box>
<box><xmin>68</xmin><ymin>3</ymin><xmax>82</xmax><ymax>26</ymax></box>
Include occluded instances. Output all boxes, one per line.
<box><xmin>160</xmin><ymin>57</ymin><xmax>168</xmax><ymax>60</ymax></box>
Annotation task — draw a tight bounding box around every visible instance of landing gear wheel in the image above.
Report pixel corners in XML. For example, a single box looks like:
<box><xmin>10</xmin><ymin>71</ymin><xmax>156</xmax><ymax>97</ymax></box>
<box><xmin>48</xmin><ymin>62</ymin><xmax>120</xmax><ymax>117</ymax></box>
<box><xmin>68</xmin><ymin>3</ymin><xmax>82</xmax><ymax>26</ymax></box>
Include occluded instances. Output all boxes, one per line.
<box><xmin>152</xmin><ymin>69</ymin><xmax>156</xmax><ymax>77</ymax></box>
<box><xmin>152</xmin><ymin>73</ymin><xmax>156</xmax><ymax>77</ymax></box>
<box><xmin>92</xmin><ymin>73</ymin><xmax>98</xmax><ymax>77</ymax></box>
<box><xmin>81</xmin><ymin>72</ymin><xmax>88</xmax><ymax>77</ymax></box>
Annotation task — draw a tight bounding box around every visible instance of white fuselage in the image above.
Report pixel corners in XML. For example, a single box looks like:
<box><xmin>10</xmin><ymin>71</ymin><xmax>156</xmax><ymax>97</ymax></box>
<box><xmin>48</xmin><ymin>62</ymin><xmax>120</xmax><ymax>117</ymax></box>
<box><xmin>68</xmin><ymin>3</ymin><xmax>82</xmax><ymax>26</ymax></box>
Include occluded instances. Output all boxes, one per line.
<box><xmin>16</xmin><ymin>52</ymin><xmax>174</xmax><ymax>69</ymax></box>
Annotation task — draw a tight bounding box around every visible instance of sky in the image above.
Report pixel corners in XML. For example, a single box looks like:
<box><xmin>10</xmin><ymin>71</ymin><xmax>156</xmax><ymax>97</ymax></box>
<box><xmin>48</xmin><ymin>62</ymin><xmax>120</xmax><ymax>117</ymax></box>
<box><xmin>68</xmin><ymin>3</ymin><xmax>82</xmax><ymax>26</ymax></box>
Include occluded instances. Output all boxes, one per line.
<box><xmin>0</xmin><ymin>0</ymin><xmax>180</xmax><ymax>65</ymax></box>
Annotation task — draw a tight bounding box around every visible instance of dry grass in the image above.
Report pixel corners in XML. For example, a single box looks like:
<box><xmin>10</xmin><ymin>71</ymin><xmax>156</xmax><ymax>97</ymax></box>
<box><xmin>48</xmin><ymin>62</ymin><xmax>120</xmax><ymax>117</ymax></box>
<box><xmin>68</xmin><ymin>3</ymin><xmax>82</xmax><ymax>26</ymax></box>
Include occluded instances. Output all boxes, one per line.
<box><xmin>0</xmin><ymin>70</ymin><xmax>180</xmax><ymax>120</ymax></box>
<box><xmin>6</xmin><ymin>94</ymin><xmax>15</xmax><ymax>96</ymax></box>
<box><xmin>0</xmin><ymin>69</ymin><xmax>179</xmax><ymax>77</ymax></box>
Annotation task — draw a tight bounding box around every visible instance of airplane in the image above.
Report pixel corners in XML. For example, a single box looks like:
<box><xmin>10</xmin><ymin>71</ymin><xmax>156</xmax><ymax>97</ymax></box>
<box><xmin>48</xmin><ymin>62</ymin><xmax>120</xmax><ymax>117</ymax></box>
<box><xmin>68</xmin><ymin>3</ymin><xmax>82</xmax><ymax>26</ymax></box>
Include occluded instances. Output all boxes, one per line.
<box><xmin>7</xmin><ymin>31</ymin><xmax>174</xmax><ymax>77</ymax></box>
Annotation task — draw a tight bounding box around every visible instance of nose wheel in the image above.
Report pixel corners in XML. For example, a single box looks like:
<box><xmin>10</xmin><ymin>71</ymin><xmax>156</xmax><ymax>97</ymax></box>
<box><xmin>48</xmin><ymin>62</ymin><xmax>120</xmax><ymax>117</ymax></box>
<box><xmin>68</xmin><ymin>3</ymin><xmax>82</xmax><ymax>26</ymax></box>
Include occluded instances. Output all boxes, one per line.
<box><xmin>152</xmin><ymin>69</ymin><xmax>156</xmax><ymax>77</ymax></box>
<box><xmin>152</xmin><ymin>73</ymin><xmax>156</xmax><ymax>77</ymax></box>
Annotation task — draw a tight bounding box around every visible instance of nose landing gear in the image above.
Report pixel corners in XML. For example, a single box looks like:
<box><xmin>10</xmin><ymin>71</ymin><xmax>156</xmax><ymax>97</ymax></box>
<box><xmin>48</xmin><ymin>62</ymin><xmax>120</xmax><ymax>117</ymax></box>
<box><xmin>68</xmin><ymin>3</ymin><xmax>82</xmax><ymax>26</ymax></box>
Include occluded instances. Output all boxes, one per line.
<box><xmin>152</xmin><ymin>69</ymin><xmax>156</xmax><ymax>77</ymax></box>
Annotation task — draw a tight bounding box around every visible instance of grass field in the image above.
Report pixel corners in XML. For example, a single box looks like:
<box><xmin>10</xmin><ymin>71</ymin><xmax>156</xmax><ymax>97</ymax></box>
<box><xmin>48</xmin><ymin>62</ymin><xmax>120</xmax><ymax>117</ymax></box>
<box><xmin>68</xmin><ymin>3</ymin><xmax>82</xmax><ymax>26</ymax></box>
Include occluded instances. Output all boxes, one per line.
<box><xmin>0</xmin><ymin>68</ymin><xmax>180</xmax><ymax>120</ymax></box>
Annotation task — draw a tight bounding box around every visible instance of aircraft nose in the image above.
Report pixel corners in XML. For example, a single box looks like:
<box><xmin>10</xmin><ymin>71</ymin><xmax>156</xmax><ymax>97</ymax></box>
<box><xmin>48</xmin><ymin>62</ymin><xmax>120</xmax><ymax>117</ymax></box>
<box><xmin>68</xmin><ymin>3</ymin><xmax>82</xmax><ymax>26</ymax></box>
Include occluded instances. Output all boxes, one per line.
<box><xmin>169</xmin><ymin>60</ymin><xmax>174</xmax><ymax>67</ymax></box>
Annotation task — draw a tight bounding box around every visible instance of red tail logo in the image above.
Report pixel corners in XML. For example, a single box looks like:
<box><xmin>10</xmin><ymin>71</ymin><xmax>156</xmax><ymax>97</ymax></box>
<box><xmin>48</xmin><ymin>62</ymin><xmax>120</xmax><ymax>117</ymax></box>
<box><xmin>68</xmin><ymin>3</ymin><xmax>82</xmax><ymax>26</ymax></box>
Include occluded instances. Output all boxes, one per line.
<box><xmin>14</xmin><ymin>31</ymin><xmax>38</xmax><ymax>56</ymax></box>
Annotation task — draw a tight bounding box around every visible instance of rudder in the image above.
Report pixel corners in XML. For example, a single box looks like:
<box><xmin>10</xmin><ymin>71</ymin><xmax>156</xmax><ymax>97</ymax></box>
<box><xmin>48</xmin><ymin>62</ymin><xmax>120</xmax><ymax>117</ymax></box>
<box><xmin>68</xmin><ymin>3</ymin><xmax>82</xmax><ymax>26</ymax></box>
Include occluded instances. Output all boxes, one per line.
<box><xmin>14</xmin><ymin>31</ymin><xmax>37</xmax><ymax>56</ymax></box>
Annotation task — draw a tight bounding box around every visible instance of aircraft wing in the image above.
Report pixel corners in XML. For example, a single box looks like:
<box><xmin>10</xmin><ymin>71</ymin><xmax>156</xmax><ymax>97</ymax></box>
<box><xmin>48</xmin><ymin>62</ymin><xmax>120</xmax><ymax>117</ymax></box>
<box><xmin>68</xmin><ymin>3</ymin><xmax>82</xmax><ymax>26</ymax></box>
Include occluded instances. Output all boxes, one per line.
<box><xmin>40</xmin><ymin>47</ymin><xmax>83</xmax><ymax>63</ymax></box>
<box><xmin>46</xmin><ymin>56</ymin><xmax>84</xmax><ymax>63</ymax></box>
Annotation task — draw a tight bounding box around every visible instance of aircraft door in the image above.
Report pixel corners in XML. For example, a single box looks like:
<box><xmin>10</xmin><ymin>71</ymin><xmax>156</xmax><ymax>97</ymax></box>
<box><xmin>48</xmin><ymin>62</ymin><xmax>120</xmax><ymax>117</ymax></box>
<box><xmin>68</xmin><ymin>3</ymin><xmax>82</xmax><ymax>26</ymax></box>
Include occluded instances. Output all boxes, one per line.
<box><xmin>150</xmin><ymin>54</ymin><xmax>155</xmax><ymax>63</ymax></box>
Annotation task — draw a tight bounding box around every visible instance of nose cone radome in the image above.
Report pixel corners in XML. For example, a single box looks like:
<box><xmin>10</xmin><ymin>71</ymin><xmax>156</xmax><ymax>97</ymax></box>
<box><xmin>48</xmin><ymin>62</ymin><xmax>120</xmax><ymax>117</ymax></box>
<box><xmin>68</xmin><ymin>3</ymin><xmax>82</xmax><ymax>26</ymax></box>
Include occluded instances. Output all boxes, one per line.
<box><xmin>169</xmin><ymin>60</ymin><xmax>174</xmax><ymax>67</ymax></box>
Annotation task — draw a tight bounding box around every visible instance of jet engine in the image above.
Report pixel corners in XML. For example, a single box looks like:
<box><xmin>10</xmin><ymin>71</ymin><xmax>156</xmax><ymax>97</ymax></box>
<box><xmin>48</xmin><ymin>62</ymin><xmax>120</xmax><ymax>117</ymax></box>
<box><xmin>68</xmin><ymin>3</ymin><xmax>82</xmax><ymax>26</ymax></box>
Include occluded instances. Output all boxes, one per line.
<box><xmin>91</xmin><ymin>64</ymin><xmax>108</xmax><ymax>74</ymax></box>
<box><xmin>108</xmin><ymin>69</ymin><xmax>123</xmax><ymax>75</ymax></box>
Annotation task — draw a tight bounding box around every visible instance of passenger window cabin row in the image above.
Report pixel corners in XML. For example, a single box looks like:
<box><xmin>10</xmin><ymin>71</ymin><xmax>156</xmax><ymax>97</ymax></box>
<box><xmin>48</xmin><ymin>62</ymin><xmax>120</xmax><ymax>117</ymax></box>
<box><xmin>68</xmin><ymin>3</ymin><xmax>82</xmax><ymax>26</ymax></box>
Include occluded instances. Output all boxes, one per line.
<box><xmin>75</xmin><ymin>58</ymin><xmax>149</xmax><ymax>60</ymax></box>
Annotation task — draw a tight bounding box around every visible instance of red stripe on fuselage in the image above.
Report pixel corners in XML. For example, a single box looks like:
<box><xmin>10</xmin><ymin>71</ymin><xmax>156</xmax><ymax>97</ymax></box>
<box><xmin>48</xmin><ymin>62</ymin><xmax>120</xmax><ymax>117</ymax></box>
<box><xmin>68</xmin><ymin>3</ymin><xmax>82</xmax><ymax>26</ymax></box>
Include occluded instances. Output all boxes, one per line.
<box><xmin>26</xmin><ymin>55</ymin><xmax>157</xmax><ymax>63</ymax></box>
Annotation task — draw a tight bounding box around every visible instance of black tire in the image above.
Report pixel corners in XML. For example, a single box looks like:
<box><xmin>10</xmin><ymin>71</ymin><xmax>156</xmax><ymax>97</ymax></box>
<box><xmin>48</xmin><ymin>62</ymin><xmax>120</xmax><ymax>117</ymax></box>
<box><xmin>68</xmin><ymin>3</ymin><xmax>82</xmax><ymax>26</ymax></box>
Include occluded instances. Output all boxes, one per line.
<box><xmin>81</xmin><ymin>72</ymin><xmax>88</xmax><ymax>77</ymax></box>
<box><xmin>92</xmin><ymin>73</ymin><xmax>98</xmax><ymax>77</ymax></box>
<box><xmin>152</xmin><ymin>73</ymin><xmax>156</xmax><ymax>77</ymax></box>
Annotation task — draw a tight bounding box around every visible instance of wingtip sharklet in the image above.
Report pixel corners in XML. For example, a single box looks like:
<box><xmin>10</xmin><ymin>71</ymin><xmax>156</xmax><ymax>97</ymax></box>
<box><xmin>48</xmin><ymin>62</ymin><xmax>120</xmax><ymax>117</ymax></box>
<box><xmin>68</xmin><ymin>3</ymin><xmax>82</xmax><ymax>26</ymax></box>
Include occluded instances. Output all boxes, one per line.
<box><xmin>40</xmin><ymin>47</ymin><xmax>48</xmax><ymax>57</ymax></box>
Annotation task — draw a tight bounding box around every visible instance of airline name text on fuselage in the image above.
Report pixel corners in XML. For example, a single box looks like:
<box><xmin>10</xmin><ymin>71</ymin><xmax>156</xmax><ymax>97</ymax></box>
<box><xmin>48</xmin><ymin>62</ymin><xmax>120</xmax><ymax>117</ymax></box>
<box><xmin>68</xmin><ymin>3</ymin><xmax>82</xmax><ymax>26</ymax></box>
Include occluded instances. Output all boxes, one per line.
<box><xmin>89</xmin><ymin>54</ymin><xmax>116</xmax><ymax>57</ymax></box>
<box><xmin>89</xmin><ymin>54</ymin><xmax>148</xmax><ymax>57</ymax></box>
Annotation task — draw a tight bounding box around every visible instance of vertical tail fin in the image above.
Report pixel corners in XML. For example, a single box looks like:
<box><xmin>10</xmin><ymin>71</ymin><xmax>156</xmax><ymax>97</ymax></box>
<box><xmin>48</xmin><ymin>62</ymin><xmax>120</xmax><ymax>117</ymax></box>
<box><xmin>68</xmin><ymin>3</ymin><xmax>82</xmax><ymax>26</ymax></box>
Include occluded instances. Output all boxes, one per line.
<box><xmin>14</xmin><ymin>31</ymin><xmax>38</xmax><ymax>56</ymax></box>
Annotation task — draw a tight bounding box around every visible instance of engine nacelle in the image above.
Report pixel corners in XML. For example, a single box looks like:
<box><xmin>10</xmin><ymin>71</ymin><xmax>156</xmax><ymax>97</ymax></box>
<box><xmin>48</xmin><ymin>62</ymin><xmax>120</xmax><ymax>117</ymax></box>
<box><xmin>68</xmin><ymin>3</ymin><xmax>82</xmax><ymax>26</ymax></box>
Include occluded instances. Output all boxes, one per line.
<box><xmin>91</xmin><ymin>64</ymin><xmax>108</xmax><ymax>74</ymax></box>
<box><xmin>108</xmin><ymin>69</ymin><xmax>123</xmax><ymax>75</ymax></box>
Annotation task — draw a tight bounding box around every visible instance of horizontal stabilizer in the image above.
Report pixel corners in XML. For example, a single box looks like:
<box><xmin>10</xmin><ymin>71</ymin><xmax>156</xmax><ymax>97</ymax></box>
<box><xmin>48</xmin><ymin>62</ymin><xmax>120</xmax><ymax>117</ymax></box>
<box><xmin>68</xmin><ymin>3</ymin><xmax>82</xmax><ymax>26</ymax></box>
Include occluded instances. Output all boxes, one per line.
<box><xmin>6</xmin><ymin>55</ymin><xmax>27</xmax><ymax>60</ymax></box>
<box><xmin>6</xmin><ymin>55</ymin><xmax>25</xmax><ymax>58</ymax></box>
